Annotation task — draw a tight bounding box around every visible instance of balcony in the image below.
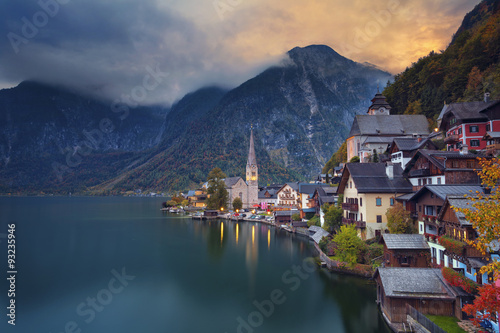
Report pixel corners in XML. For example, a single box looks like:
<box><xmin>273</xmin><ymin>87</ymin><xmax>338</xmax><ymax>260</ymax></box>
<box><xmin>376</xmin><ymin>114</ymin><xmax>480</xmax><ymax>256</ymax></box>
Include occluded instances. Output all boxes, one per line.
<box><xmin>444</xmin><ymin>134</ymin><xmax>460</xmax><ymax>144</ymax></box>
<box><xmin>409</xmin><ymin>169</ymin><xmax>430</xmax><ymax>177</ymax></box>
<box><xmin>342</xmin><ymin>217</ymin><xmax>366</xmax><ymax>228</ymax></box>
<box><xmin>486</xmin><ymin>143</ymin><xmax>500</xmax><ymax>150</ymax></box>
<box><xmin>341</xmin><ymin>203</ymin><xmax>359</xmax><ymax>211</ymax></box>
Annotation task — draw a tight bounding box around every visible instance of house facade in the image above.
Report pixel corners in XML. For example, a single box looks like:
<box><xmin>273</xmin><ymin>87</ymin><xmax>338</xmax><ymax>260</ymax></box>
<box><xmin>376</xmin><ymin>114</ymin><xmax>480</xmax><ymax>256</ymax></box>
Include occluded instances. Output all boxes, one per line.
<box><xmin>338</xmin><ymin>163</ymin><xmax>413</xmax><ymax>239</ymax></box>
<box><xmin>381</xmin><ymin>234</ymin><xmax>430</xmax><ymax>268</ymax></box>
<box><xmin>346</xmin><ymin>92</ymin><xmax>430</xmax><ymax>162</ymax></box>
<box><xmin>437</xmin><ymin>94</ymin><xmax>500</xmax><ymax>152</ymax></box>
<box><xmin>387</xmin><ymin>137</ymin><xmax>438</xmax><ymax>169</ymax></box>
<box><xmin>276</xmin><ymin>183</ymin><xmax>300</xmax><ymax>208</ymax></box>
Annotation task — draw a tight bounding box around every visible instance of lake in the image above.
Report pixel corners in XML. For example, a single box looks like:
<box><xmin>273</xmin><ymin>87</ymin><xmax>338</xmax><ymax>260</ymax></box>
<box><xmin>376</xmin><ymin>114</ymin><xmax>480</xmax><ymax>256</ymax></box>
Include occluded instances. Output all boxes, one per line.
<box><xmin>0</xmin><ymin>196</ymin><xmax>390</xmax><ymax>333</ymax></box>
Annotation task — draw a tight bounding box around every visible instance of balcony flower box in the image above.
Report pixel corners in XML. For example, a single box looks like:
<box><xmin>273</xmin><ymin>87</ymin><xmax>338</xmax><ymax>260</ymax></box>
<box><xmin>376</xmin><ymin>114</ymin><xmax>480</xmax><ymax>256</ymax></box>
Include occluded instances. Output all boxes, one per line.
<box><xmin>438</xmin><ymin>235</ymin><xmax>466</xmax><ymax>256</ymax></box>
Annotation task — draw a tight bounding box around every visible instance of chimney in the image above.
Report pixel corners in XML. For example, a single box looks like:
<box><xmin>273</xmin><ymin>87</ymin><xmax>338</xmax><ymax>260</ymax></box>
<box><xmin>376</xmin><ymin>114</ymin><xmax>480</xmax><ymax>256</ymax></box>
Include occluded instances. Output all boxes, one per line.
<box><xmin>460</xmin><ymin>144</ymin><xmax>469</xmax><ymax>155</ymax></box>
<box><xmin>484</xmin><ymin>92</ymin><xmax>490</xmax><ymax>103</ymax></box>
<box><xmin>386</xmin><ymin>162</ymin><xmax>394</xmax><ymax>180</ymax></box>
<box><xmin>417</xmin><ymin>137</ymin><xmax>422</xmax><ymax>143</ymax></box>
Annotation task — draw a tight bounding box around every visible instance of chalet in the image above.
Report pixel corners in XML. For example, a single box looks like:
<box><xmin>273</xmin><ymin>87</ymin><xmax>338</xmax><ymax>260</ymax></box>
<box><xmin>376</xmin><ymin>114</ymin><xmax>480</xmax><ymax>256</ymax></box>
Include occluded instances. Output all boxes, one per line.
<box><xmin>258</xmin><ymin>185</ymin><xmax>281</xmax><ymax>208</ymax></box>
<box><xmin>296</xmin><ymin>183</ymin><xmax>331</xmax><ymax>219</ymax></box>
<box><xmin>380</xmin><ymin>234</ymin><xmax>430</xmax><ymax>268</ymax></box>
<box><xmin>375</xmin><ymin>268</ymin><xmax>463</xmax><ymax>326</ymax></box>
<box><xmin>276</xmin><ymin>183</ymin><xmax>300</xmax><ymax>208</ymax></box>
<box><xmin>483</xmin><ymin>131</ymin><xmax>500</xmax><ymax>156</ymax></box>
<box><xmin>437</xmin><ymin>93</ymin><xmax>500</xmax><ymax>152</ymax></box>
<box><xmin>338</xmin><ymin>162</ymin><xmax>413</xmax><ymax>239</ymax></box>
<box><xmin>274</xmin><ymin>210</ymin><xmax>299</xmax><ymax>225</ymax></box>
<box><xmin>436</xmin><ymin>195</ymin><xmax>493</xmax><ymax>285</ymax></box>
<box><xmin>346</xmin><ymin>91</ymin><xmax>430</xmax><ymax>162</ymax></box>
<box><xmin>187</xmin><ymin>189</ymin><xmax>207</xmax><ymax>208</ymax></box>
<box><xmin>387</xmin><ymin>137</ymin><xmax>438</xmax><ymax>169</ymax></box>
<box><xmin>403</xmin><ymin>149</ymin><xmax>482</xmax><ymax>191</ymax></box>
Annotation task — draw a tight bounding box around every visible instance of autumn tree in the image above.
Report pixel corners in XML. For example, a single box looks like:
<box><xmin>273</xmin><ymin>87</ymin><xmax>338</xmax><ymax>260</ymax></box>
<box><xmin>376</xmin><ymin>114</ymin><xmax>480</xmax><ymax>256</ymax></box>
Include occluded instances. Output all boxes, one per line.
<box><xmin>454</xmin><ymin>157</ymin><xmax>500</xmax><ymax>279</ymax></box>
<box><xmin>386</xmin><ymin>202</ymin><xmax>415</xmax><ymax>234</ymax></box>
<box><xmin>206</xmin><ymin>167</ymin><xmax>229</xmax><ymax>210</ymax></box>
<box><xmin>333</xmin><ymin>225</ymin><xmax>364</xmax><ymax>267</ymax></box>
<box><xmin>232</xmin><ymin>197</ymin><xmax>243</xmax><ymax>211</ymax></box>
<box><xmin>463</xmin><ymin>284</ymin><xmax>500</xmax><ymax>329</ymax></box>
<box><xmin>322</xmin><ymin>203</ymin><xmax>343</xmax><ymax>232</ymax></box>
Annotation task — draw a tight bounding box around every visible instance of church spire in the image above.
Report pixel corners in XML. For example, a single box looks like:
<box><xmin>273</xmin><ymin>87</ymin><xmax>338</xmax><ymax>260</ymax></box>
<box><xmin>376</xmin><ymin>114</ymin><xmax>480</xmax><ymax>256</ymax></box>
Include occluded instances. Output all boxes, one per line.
<box><xmin>246</xmin><ymin>127</ymin><xmax>258</xmax><ymax>184</ymax></box>
<box><xmin>247</xmin><ymin>126</ymin><xmax>257</xmax><ymax>167</ymax></box>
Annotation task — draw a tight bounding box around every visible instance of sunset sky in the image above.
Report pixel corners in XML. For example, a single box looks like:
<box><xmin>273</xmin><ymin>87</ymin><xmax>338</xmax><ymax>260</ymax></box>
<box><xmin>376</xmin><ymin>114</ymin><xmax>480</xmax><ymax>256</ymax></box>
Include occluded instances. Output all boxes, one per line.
<box><xmin>0</xmin><ymin>0</ymin><xmax>481</xmax><ymax>104</ymax></box>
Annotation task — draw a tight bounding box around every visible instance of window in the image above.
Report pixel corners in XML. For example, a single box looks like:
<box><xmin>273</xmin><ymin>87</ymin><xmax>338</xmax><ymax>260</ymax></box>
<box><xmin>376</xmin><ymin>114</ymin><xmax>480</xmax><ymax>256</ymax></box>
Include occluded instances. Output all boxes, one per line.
<box><xmin>458</xmin><ymin>128</ymin><xmax>462</xmax><ymax>134</ymax></box>
<box><xmin>376</xmin><ymin>215</ymin><xmax>382</xmax><ymax>223</ymax></box>
<box><xmin>440</xmin><ymin>250</ymin><xmax>444</xmax><ymax>263</ymax></box>
<box><xmin>428</xmin><ymin>178</ymin><xmax>432</xmax><ymax>185</ymax></box>
<box><xmin>486</xmin><ymin>124</ymin><xmax>491</xmax><ymax>131</ymax></box>
<box><xmin>420</xmin><ymin>224</ymin><xmax>423</xmax><ymax>232</ymax></box>
<box><xmin>418</xmin><ymin>205</ymin><xmax>422</xmax><ymax>212</ymax></box>
<box><xmin>390</xmin><ymin>198</ymin><xmax>394</xmax><ymax>206</ymax></box>
<box><xmin>349</xmin><ymin>181</ymin><xmax>352</xmax><ymax>189</ymax></box>
<box><xmin>401</xmin><ymin>256</ymin><xmax>409</xmax><ymax>265</ymax></box>
<box><xmin>418</xmin><ymin>179</ymin><xmax>422</xmax><ymax>186</ymax></box>
<box><xmin>432</xmin><ymin>247</ymin><xmax>436</xmax><ymax>258</ymax></box>
<box><xmin>437</xmin><ymin>178</ymin><xmax>442</xmax><ymax>185</ymax></box>
<box><xmin>360</xmin><ymin>198</ymin><xmax>362</xmax><ymax>207</ymax></box>
<box><xmin>360</xmin><ymin>213</ymin><xmax>363</xmax><ymax>221</ymax></box>
<box><xmin>376</xmin><ymin>198</ymin><xmax>382</xmax><ymax>206</ymax></box>
<box><xmin>467</xmin><ymin>160</ymin><xmax>474</xmax><ymax>168</ymax></box>
<box><xmin>452</xmin><ymin>161</ymin><xmax>459</xmax><ymax>168</ymax></box>
<box><xmin>469</xmin><ymin>125</ymin><xmax>479</xmax><ymax>133</ymax></box>
<box><xmin>470</xmin><ymin>139</ymin><xmax>480</xmax><ymax>147</ymax></box>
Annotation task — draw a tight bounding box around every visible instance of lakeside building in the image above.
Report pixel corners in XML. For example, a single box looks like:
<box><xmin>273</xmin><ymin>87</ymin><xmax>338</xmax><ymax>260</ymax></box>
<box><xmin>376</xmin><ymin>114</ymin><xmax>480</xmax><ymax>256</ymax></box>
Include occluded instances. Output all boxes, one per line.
<box><xmin>346</xmin><ymin>91</ymin><xmax>430</xmax><ymax>162</ymax></box>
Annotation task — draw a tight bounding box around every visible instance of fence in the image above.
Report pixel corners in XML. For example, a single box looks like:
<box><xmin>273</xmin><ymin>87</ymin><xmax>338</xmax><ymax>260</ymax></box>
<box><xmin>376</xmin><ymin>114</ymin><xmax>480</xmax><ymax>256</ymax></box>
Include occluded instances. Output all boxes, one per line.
<box><xmin>406</xmin><ymin>304</ymin><xmax>446</xmax><ymax>333</ymax></box>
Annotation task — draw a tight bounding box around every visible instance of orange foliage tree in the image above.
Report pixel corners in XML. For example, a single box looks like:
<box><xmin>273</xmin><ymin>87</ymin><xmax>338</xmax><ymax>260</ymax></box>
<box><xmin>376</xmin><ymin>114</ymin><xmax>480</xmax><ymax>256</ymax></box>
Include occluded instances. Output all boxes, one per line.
<box><xmin>453</xmin><ymin>157</ymin><xmax>500</xmax><ymax>280</ymax></box>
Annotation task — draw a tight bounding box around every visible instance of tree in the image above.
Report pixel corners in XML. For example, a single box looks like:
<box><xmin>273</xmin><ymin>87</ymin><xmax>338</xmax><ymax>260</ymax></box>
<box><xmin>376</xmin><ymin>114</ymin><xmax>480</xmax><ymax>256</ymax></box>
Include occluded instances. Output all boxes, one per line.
<box><xmin>454</xmin><ymin>157</ymin><xmax>500</xmax><ymax>279</ymax></box>
<box><xmin>232</xmin><ymin>197</ymin><xmax>243</xmax><ymax>211</ymax></box>
<box><xmin>181</xmin><ymin>199</ymin><xmax>189</xmax><ymax>207</ymax></box>
<box><xmin>206</xmin><ymin>167</ymin><xmax>229</xmax><ymax>210</ymax></box>
<box><xmin>322</xmin><ymin>203</ymin><xmax>343</xmax><ymax>232</ymax></box>
<box><xmin>371</xmin><ymin>149</ymin><xmax>379</xmax><ymax>163</ymax></box>
<box><xmin>349</xmin><ymin>156</ymin><xmax>360</xmax><ymax>163</ymax></box>
<box><xmin>333</xmin><ymin>225</ymin><xmax>364</xmax><ymax>267</ymax></box>
<box><xmin>386</xmin><ymin>202</ymin><xmax>414</xmax><ymax>234</ymax></box>
<box><xmin>292</xmin><ymin>213</ymin><xmax>301</xmax><ymax>221</ymax></box>
<box><xmin>463</xmin><ymin>284</ymin><xmax>500</xmax><ymax>329</ymax></box>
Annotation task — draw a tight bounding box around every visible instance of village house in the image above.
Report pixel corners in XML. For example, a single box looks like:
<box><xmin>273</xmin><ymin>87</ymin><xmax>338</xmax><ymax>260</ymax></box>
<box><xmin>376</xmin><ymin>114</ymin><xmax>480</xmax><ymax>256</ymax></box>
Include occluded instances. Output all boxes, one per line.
<box><xmin>346</xmin><ymin>91</ymin><xmax>430</xmax><ymax>162</ymax></box>
<box><xmin>375</xmin><ymin>267</ymin><xmax>466</xmax><ymax>328</ymax></box>
<box><xmin>310</xmin><ymin>186</ymin><xmax>337</xmax><ymax>226</ymax></box>
<box><xmin>258</xmin><ymin>184</ymin><xmax>281</xmax><ymax>208</ymax></box>
<box><xmin>403</xmin><ymin>148</ymin><xmax>482</xmax><ymax>191</ymax></box>
<box><xmin>380</xmin><ymin>234</ymin><xmax>430</xmax><ymax>268</ymax></box>
<box><xmin>186</xmin><ymin>189</ymin><xmax>208</xmax><ymax>208</ymax></box>
<box><xmin>387</xmin><ymin>136</ymin><xmax>438</xmax><ymax>169</ymax></box>
<box><xmin>276</xmin><ymin>182</ymin><xmax>300</xmax><ymax>208</ymax></box>
<box><xmin>437</xmin><ymin>93</ymin><xmax>500</xmax><ymax>152</ymax></box>
<box><xmin>338</xmin><ymin>162</ymin><xmax>413</xmax><ymax>239</ymax></box>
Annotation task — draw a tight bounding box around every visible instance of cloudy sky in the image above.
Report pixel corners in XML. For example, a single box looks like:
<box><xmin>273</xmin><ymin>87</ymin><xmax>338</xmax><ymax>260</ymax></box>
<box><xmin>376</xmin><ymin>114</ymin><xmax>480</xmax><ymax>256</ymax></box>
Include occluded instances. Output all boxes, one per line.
<box><xmin>0</xmin><ymin>0</ymin><xmax>480</xmax><ymax>105</ymax></box>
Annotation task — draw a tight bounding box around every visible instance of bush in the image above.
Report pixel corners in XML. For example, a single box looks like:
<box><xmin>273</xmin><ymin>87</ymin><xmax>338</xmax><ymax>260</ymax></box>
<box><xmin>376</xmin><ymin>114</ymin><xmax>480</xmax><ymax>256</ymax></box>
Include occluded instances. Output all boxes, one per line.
<box><xmin>307</xmin><ymin>216</ymin><xmax>321</xmax><ymax>227</ymax></box>
<box><xmin>319</xmin><ymin>236</ymin><xmax>329</xmax><ymax>253</ymax></box>
<box><xmin>292</xmin><ymin>213</ymin><xmax>301</xmax><ymax>221</ymax></box>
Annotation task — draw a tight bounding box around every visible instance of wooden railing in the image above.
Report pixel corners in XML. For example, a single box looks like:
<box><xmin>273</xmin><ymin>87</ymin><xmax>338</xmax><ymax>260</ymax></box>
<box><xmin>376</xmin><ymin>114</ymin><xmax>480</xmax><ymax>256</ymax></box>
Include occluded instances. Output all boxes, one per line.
<box><xmin>341</xmin><ymin>203</ymin><xmax>359</xmax><ymax>211</ymax></box>
<box><xmin>406</xmin><ymin>304</ymin><xmax>446</xmax><ymax>333</ymax></box>
<box><xmin>342</xmin><ymin>218</ymin><xmax>366</xmax><ymax>228</ymax></box>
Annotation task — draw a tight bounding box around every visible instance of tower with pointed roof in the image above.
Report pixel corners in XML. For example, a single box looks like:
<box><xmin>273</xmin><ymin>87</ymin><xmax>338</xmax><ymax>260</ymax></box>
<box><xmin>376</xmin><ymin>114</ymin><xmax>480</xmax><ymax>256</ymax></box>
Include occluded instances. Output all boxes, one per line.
<box><xmin>367</xmin><ymin>88</ymin><xmax>391</xmax><ymax>115</ymax></box>
<box><xmin>246</xmin><ymin>127</ymin><xmax>259</xmax><ymax>208</ymax></box>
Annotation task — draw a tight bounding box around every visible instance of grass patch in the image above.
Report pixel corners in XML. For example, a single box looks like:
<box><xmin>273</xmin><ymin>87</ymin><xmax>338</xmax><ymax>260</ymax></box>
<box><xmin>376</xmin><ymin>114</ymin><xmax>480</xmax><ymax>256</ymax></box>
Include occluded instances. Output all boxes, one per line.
<box><xmin>426</xmin><ymin>315</ymin><xmax>466</xmax><ymax>333</ymax></box>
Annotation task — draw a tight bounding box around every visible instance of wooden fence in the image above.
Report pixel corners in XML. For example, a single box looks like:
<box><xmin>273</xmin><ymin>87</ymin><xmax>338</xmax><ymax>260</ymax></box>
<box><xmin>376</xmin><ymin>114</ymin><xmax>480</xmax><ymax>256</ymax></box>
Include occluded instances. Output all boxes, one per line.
<box><xmin>406</xmin><ymin>304</ymin><xmax>446</xmax><ymax>333</ymax></box>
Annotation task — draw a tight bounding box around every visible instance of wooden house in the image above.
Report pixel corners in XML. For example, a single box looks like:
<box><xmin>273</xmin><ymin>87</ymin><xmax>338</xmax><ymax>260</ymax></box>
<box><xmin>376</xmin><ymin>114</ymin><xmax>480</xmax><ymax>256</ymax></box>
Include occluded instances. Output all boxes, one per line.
<box><xmin>375</xmin><ymin>268</ymin><xmax>461</xmax><ymax>325</ymax></box>
<box><xmin>380</xmin><ymin>234</ymin><xmax>430</xmax><ymax>268</ymax></box>
<box><xmin>387</xmin><ymin>137</ymin><xmax>438</xmax><ymax>169</ymax></box>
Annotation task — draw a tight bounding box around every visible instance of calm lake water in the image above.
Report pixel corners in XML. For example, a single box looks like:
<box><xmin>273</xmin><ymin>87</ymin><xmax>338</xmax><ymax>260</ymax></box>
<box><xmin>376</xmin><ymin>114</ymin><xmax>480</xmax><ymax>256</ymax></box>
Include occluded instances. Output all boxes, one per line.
<box><xmin>0</xmin><ymin>197</ymin><xmax>390</xmax><ymax>333</ymax></box>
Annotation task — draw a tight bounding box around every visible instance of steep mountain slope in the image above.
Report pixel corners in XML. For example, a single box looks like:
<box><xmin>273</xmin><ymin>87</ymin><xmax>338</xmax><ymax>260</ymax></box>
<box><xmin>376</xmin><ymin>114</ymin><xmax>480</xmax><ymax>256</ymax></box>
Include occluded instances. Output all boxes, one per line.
<box><xmin>105</xmin><ymin>45</ymin><xmax>391</xmax><ymax>192</ymax></box>
<box><xmin>383</xmin><ymin>0</ymin><xmax>500</xmax><ymax>122</ymax></box>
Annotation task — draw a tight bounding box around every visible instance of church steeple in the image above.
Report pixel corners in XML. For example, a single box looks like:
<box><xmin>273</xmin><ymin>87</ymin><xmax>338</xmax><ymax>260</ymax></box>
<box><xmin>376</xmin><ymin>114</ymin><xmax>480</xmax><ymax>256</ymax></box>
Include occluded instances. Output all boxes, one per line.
<box><xmin>246</xmin><ymin>127</ymin><xmax>258</xmax><ymax>184</ymax></box>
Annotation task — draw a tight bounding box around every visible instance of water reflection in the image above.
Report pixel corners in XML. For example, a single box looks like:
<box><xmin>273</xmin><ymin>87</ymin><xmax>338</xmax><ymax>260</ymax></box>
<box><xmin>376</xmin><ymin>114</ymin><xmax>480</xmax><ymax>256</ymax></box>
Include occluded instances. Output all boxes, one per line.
<box><xmin>235</xmin><ymin>223</ymin><xmax>239</xmax><ymax>244</ymax></box>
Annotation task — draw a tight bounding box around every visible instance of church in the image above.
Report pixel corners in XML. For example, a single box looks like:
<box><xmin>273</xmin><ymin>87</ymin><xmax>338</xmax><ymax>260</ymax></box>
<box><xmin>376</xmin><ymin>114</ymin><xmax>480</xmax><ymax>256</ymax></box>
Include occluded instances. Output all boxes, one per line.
<box><xmin>224</xmin><ymin>129</ymin><xmax>259</xmax><ymax>209</ymax></box>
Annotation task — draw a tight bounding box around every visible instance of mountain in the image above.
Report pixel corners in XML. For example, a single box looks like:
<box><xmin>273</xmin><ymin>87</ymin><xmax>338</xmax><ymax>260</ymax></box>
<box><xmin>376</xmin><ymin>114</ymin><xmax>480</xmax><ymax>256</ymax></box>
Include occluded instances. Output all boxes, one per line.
<box><xmin>382</xmin><ymin>0</ymin><xmax>500</xmax><ymax>122</ymax></box>
<box><xmin>101</xmin><ymin>45</ymin><xmax>391</xmax><ymax>192</ymax></box>
<box><xmin>0</xmin><ymin>45</ymin><xmax>391</xmax><ymax>194</ymax></box>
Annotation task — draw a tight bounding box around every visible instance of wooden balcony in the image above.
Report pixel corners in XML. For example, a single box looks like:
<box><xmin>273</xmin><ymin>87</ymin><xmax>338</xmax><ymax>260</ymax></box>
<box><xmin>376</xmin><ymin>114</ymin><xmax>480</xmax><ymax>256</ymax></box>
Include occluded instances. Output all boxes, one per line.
<box><xmin>409</xmin><ymin>169</ymin><xmax>430</xmax><ymax>177</ymax></box>
<box><xmin>341</xmin><ymin>203</ymin><xmax>359</xmax><ymax>211</ymax></box>
<box><xmin>465</xmin><ymin>245</ymin><xmax>484</xmax><ymax>258</ymax></box>
<box><xmin>342</xmin><ymin>217</ymin><xmax>366</xmax><ymax>228</ymax></box>
<box><xmin>444</xmin><ymin>134</ymin><xmax>460</xmax><ymax>144</ymax></box>
<box><xmin>486</xmin><ymin>143</ymin><xmax>500</xmax><ymax>150</ymax></box>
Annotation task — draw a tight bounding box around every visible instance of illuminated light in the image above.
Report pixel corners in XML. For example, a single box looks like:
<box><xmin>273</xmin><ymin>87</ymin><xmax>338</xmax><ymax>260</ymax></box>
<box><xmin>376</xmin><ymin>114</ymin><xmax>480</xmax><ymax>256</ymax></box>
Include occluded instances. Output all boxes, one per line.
<box><xmin>236</xmin><ymin>223</ymin><xmax>239</xmax><ymax>244</ymax></box>
<box><xmin>221</xmin><ymin>223</ymin><xmax>224</xmax><ymax>244</ymax></box>
<box><xmin>221</xmin><ymin>207</ymin><xmax>224</xmax><ymax>211</ymax></box>
<box><xmin>252</xmin><ymin>225</ymin><xmax>255</xmax><ymax>244</ymax></box>
<box><xmin>434</xmin><ymin>128</ymin><xmax>439</xmax><ymax>132</ymax></box>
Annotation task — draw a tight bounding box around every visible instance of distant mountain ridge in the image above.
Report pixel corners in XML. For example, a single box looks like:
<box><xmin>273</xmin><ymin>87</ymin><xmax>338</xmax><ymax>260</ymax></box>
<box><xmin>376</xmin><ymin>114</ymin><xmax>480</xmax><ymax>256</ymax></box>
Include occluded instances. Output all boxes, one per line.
<box><xmin>0</xmin><ymin>45</ymin><xmax>391</xmax><ymax>194</ymax></box>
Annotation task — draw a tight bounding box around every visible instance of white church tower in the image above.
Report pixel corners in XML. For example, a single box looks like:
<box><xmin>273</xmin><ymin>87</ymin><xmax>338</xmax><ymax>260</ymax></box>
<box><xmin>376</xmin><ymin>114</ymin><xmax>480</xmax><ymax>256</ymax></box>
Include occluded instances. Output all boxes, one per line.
<box><xmin>246</xmin><ymin>128</ymin><xmax>259</xmax><ymax>208</ymax></box>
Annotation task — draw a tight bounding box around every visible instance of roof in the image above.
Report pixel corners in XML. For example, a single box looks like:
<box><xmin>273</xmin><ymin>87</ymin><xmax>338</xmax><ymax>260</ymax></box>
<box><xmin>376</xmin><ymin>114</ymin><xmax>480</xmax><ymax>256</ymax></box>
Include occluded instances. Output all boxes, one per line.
<box><xmin>404</xmin><ymin>149</ymin><xmax>484</xmax><ymax>173</ymax></box>
<box><xmin>391</xmin><ymin>137</ymin><xmax>437</xmax><ymax>152</ymax></box>
<box><xmin>187</xmin><ymin>190</ymin><xmax>196</xmax><ymax>197</ymax></box>
<box><xmin>258</xmin><ymin>188</ymin><xmax>277</xmax><ymax>199</ymax></box>
<box><xmin>275</xmin><ymin>210</ymin><xmax>299</xmax><ymax>216</ymax></box>
<box><xmin>376</xmin><ymin>268</ymin><xmax>455</xmax><ymax>299</ymax></box>
<box><xmin>247</xmin><ymin>129</ymin><xmax>257</xmax><ymax>166</ymax></box>
<box><xmin>395</xmin><ymin>192</ymin><xmax>415</xmax><ymax>201</ymax></box>
<box><xmin>363</xmin><ymin>136</ymin><xmax>396</xmax><ymax>144</ymax></box>
<box><xmin>445</xmin><ymin>196</ymin><xmax>477</xmax><ymax>226</ymax></box>
<box><xmin>298</xmin><ymin>183</ymin><xmax>330</xmax><ymax>195</ymax></box>
<box><xmin>348</xmin><ymin>115</ymin><xmax>430</xmax><ymax>138</ymax></box>
<box><xmin>382</xmin><ymin>234</ymin><xmax>430</xmax><ymax>250</ymax></box>
<box><xmin>309</xmin><ymin>226</ymin><xmax>330</xmax><ymax>244</ymax></box>
<box><xmin>407</xmin><ymin>184</ymin><xmax>485</xmax><ymax>202</ymax></box>
<box><xmin>341</xmin><ymin>163</ymin><xmax>413</xmax><ymax>193</ymax></box>
<box><xmin>368</xmin><ymin>92</ymin><xmax>392</xmax><ymax>112</ymax></box>
<box><xmin>484</xmin><ymin>131</ymin><xmax>500</xmax><ymax>139</ymax></box>
<box><xmin>224</xmin><ymin>177</ymin><xmax>244</xmax><ymax>188</ymax></box>
<box><xmin>438</xmin><ymin>100</ymin><xmax>499</xmax><ymax>122</ymax></box>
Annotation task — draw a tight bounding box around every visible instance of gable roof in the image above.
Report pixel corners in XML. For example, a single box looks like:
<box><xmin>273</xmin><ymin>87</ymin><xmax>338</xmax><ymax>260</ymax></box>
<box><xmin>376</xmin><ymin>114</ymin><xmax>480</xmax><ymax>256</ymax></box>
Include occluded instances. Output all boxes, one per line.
<box><xmin>258</xmin><ymin>188</ymin><xmax>277</xmax><ymax>199</ymax></box>
<box><xmin>376</xmin><ymin>268</ymin><xmax>455</xmax><ymax>299</ymax></box>
<box><xmin>339</xmin><ymin>163</ymin><xmax>413</xmax><ymax>193</ymax></box>
<box><xmin>439</xmin><ymin>195</ymin><xmax>477</xmax><ymax>226</ymax></box>
<box><xmin>348</xmin><ymin>115</ymin><xmax>430</xmax><ymax>138</ymax></box>
<box><xmin>404</xmin><ymin>149</ymin><xmax>485</xmax><ymax>173</ymax></box>
<box><xmin>382</xmin><ymin>234</ymin><xmax>430</xmax><ymax>250</ymax></box>
<box><xmin>309</xmin><ymin>226</ymin><xmax>330</xmax><ymax>244</ymax></box>
<box><xmin>407</xmin><ymin>184</ymin><xmax>485</xmax><ymax>202</ymax></box>
<box><xmin>298</xmin><ymin>183</ymin><xmax>330</xmax><ymax>196</ymax></box>
<box><xmin>390</xmin><ymin>137</ymin><xmax>437</xmax><ymax>152</ymax></box>
<box><xmin>438</xmin><ymin>100</ymin><xmax>499</xmax><ymax>123</ymax></box>
<box><xmin>224</xmin><ymin>177</ymin><xmax>244</xmax><ymax>188</ymax></box>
